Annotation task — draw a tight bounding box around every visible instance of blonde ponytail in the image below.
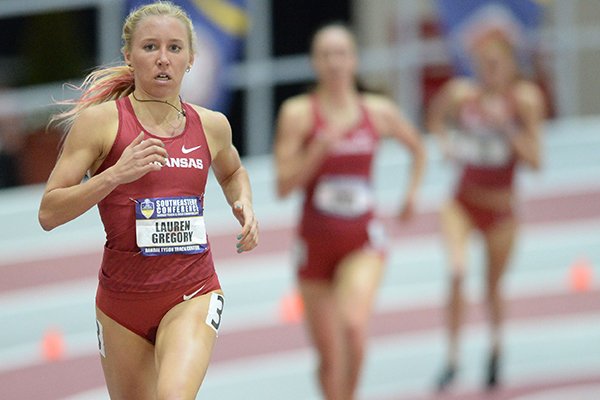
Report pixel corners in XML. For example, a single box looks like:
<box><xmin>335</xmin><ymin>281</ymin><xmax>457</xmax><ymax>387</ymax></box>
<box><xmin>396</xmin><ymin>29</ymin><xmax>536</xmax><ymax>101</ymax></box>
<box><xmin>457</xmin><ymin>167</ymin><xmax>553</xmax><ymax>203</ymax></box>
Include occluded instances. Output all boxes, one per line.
<box><xmin>49</xmin><ymin>65</ymin><xmax>134</xmax><ymax>131</ymax></box>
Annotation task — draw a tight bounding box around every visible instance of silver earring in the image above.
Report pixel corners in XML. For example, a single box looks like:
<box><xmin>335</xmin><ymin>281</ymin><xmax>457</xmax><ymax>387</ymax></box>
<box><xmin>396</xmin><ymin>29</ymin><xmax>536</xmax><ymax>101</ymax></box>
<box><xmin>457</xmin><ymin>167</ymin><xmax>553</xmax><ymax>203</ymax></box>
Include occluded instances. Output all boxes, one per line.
<box><xmin>186</xmin><ymin>66</ymin><xmax>191</xmax><ymax>73</ymax></box>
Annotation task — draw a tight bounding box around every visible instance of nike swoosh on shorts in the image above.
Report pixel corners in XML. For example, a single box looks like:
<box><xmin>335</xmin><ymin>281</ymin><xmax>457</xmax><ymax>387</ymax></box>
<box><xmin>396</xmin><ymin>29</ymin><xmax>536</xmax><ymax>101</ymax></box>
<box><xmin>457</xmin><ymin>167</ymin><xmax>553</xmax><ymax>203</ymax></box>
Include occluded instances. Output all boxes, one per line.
<box><xmin>183</xmin><ymin>284</ymin><xmax>206</xmax><ymax>301</ymax></box>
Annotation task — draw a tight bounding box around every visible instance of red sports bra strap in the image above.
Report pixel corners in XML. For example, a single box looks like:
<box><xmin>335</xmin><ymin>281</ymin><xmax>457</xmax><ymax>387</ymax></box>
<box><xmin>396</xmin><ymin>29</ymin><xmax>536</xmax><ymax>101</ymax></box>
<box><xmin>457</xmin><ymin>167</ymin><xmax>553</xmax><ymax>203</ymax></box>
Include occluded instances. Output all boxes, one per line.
<box><xmin>311</xmin><ymin>93</ymin><xmax>375</xmax><ymax>134</ymax></box>
<box><xmin>311</xmin><ymin>94</ymin><xmax>325</xmax><ymax>127</ymax></box>
<box><xmin>358</xmin><ymin>97</ymin><xmax>376</xmax><ymax>132</ymax></box>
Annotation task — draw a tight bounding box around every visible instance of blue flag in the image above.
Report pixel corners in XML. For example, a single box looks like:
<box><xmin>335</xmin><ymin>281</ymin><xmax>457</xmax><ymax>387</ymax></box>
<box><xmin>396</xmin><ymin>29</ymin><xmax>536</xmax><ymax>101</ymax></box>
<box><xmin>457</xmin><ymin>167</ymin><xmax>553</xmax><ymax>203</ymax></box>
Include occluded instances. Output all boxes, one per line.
<box><xmin>435</xmin><ymin>0</ymin><xmax>542</xmax><ymax>76</ymax></box>
<box><xmin>126</xmin><ymin>0</ymin><xmax>247</xmax><ymax>111</ymax></box>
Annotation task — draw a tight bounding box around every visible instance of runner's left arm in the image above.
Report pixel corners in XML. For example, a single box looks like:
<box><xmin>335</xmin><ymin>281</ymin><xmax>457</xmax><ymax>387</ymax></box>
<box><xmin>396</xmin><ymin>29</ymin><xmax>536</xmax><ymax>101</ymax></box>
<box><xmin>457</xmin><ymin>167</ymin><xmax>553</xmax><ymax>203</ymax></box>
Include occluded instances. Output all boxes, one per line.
<box><xmin>507</xmin><ymin>82</ymin><xmax>545</xmax><ymax>170</ymax></box>
<box><xmin>204</xmin><ymin>109</ymin><xmax>258</xmax><ymax>253</ymax></box>
<box><xmin>368</xmin><ymin>95</ymin><xmax>426</xmax><ymax>221</ymax></box>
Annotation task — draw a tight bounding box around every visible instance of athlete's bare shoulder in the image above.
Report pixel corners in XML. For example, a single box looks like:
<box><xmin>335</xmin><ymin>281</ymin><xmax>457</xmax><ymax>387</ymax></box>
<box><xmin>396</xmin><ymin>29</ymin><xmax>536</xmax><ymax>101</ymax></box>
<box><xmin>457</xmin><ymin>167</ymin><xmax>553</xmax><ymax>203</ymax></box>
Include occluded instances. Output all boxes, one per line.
<box><xmin>448</xmin><ymin>76</ymin><xmax>476</xmax><ymax>89</ymax></box>
<box><xmin>189</xmin><ymin>104</ymin><xmax>232</xmax><ymax>157</ymax></box>
<box><xmin>279</xmin><ymin>94</ymin><xmax>312</xmax><ymax>118</ymax></box>
<box><xmin>74</xmin><ymin>101</ymin><xmax>118</xmax><ymax>129</ymax></box>
<box><xmin>191</xmin><ymin>105</ymin><xmax>231</xmax><ymax>134</ymax></box>
<box><xmin>361</xmin><ymin>92</ymin><xmax>418</xmax><ymax>137</ymax></box>
<box><xmin>68</xmin><ymin>100</ymin><xmax>119</xmax><ymax>150</ymax></box>
<box><xmin>435</xmin><ymin>78</ymin><xmax>478</xmax><ymax>115</ymax></box>
<box><xmin>56</xmin><ymin>100</ymin><xmax>119</xmax><ymax>176</ymax></box>
<box><xmin>361</xmin><ymin>92</ymin><xmax>396</xmax><ymax>114</ymax></box>
<box><xmin>447</xmin><ymin>77</ymin><xmax>478</xmax><ymax>98</ymax></box>
<box><xmin>512</xmin><ymin>79</ymin><xmax>545</xmax><ymax>110</ymax></box>
<box><xmin>277</xmin><ymin>93</ymin><xmax>314</xmax><ymax>137</ymax></box>
<box><xmin>361</xmin><ymin>94</ymin><xmax>400</xmax><ymax>132</ymax></box>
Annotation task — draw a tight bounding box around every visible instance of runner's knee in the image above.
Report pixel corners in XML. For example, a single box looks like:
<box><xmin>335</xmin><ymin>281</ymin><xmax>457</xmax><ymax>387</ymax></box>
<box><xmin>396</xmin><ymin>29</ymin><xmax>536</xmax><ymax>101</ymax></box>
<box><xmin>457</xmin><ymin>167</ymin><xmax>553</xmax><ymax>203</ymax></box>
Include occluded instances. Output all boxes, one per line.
<box><xmin>451</xmin><ymin>269</ymin><xmax>465</xmax><ymax>288</ymax></box>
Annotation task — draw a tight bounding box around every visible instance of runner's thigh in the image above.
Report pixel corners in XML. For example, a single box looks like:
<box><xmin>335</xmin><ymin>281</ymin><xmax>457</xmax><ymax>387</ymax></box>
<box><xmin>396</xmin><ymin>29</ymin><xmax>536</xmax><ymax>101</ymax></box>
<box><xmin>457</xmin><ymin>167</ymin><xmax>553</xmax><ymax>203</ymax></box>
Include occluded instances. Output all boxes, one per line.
<box><xmin>154</xmin><ymin>290</ymin><xmax>224</xmax><ymax>398</ymax></box>
<box><xmin>96</xmin><ymin>307</ymin><xmax>157</xmax><ymax>400</ymax></box>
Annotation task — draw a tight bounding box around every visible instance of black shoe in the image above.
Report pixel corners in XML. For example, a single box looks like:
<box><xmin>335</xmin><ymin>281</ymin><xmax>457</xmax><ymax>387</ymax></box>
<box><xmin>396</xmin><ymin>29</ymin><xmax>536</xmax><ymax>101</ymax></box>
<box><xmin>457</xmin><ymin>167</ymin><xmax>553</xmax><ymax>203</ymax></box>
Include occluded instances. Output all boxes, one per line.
<box><xmin>436</xmin><ymin>365</ymin><xmax>456</xmax><ymax>392</ymax></box>
<box><xmin>486</xmin><ymin>352</ymin><xmax>499</xmax><ymax>390</ymax></box>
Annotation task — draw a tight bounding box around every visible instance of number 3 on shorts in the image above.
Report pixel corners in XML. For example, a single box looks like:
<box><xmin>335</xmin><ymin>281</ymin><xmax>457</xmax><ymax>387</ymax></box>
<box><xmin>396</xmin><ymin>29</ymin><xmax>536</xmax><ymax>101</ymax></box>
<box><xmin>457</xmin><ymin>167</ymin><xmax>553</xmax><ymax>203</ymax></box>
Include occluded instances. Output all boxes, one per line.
<box><xmin>205</xmin><ymin>292</ymin><xmax>225</xmax><ymax>334</ymax></box>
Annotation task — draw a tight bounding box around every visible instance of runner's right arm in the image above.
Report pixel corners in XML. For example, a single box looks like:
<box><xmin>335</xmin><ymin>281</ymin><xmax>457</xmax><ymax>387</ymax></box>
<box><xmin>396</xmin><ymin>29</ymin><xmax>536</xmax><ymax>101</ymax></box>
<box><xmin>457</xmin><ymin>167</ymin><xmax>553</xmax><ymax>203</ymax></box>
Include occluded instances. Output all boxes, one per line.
<box><xmin>38</xmin><ymin>103</ymin><xmax>167</xmax><ymax>231</ymax></box>
<box><xmin>274</xmin><ymin>96</ymin><xmax>332</xmax><ymax>198</ymax></box>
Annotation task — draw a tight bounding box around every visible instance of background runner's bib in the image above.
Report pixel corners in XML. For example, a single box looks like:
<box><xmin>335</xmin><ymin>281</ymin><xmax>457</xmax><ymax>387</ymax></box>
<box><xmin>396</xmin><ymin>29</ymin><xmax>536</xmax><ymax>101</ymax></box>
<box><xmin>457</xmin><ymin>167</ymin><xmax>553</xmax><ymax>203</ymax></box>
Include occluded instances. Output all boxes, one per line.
<box><xmin>135</xmin><ymin>196</ymin><xmax>207</xmax><ymax>256</ymax></box>
<box><xmin>451</xmin><ymin>129</ymin><xmax>512</xmax><ymax>167</ymax></box>
<box><xmin>313</xmin><ymin>176</ymin><xmax>374</xmax><ymax>218</ymax></box>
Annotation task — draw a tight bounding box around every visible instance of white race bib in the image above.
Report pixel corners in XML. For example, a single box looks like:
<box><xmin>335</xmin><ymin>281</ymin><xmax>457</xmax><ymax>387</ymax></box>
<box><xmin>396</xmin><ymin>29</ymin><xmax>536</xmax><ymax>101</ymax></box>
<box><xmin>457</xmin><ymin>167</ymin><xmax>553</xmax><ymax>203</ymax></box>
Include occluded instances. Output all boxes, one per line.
<box><xmin>135</xmin><ymin>196</ymin><xmax>207</xmax><ymax>256</ymax></box>
<box><xmin>313</xmin><ymin>176</ymin><xmax>373</xmax><ymax>218</ymax></box>
<box><xmin>452</xmin><ymin>130</ymin><xmax>511</xmax><ymax>167</ymax></box>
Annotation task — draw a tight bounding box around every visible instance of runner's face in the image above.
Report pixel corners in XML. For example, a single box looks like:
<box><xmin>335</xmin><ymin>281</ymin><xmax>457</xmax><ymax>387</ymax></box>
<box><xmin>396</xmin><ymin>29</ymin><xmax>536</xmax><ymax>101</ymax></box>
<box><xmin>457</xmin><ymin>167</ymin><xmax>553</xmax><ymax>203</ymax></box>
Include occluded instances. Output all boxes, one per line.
<box><xmin>125</xmin><ymin>15</ymin><xmax>194</xmax><ymax>98</ymax></box>
<box><xmin>473</xmin><ymin>39</ymin><xmax>517</xmax><ymax>91</ymax></box>
<box><xmin>311</xmin><ymin>27</ymin><xmax>357</xmax><ymax>88</ymax></box>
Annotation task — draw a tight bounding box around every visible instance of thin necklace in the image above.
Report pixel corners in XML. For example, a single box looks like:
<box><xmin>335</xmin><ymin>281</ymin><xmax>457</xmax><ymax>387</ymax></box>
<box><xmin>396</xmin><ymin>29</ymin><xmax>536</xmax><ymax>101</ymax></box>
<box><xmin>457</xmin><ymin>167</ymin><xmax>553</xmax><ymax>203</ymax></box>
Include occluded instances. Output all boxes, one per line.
<box><xmin>131</xmin><ymin>92</ymin><xmax>186</xmax><ymax>118</ymax></box>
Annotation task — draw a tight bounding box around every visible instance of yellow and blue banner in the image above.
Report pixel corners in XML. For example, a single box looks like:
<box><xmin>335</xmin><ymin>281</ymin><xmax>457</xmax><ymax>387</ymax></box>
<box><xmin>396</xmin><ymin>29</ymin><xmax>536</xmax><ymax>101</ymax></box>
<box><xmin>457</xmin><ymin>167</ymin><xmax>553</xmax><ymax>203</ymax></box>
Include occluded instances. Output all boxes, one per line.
<box><xmin>126</xmin><ymin>0</ymin><xmax>248</xmax><ymax>111</ymax></box>
<box><xmin>435</xmin><ymin>0</ymin><xmax>542</xmax><ymax>77</ymax></box>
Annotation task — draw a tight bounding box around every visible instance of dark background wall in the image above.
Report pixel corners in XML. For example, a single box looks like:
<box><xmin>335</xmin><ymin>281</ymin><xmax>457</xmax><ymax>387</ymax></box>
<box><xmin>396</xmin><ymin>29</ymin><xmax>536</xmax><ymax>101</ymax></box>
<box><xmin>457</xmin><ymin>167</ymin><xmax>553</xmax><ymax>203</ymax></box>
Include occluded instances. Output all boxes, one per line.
<box><xmin>228</xmin><ymin>0</ymin><xmax>352</xmax><ymax>155</ymax></box>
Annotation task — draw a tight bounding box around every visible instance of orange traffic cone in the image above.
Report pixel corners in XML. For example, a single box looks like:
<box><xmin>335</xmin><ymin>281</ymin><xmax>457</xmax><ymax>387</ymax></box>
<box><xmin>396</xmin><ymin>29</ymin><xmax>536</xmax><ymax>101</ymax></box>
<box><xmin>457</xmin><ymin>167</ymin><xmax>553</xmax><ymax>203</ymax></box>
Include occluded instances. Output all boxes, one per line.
<box><xmin>41</xmin><ymin>327</ymin><xmax>65</xmax><ymax>362</ymax></box>
<box><xmin>569</xmin><ymin>257</ymin><xmax>593</xmax><ymax>293</ymax></box>
<box><xmin>280</xmin><ymin>289</ymin><xmax>304</xmax><ymax>324</ymax></box>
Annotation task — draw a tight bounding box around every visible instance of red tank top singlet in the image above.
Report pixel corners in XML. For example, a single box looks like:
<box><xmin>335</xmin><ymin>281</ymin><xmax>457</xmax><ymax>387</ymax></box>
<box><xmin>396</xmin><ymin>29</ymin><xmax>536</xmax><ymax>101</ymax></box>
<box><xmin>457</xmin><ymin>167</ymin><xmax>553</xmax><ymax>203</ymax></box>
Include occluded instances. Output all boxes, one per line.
<box><xmin>95</xmin><ymin>97</ymin><xmax>214</xmax><ymax>293</ymax></box>
<box><xmin>300</xmin><ymin>95</ymin><xmax>380</xmax><ymax>235</ymax></box>
<box><xmin>455</xmin><ymin>92</ymin><xmax>520</xmax><ymax>189</ymax></box>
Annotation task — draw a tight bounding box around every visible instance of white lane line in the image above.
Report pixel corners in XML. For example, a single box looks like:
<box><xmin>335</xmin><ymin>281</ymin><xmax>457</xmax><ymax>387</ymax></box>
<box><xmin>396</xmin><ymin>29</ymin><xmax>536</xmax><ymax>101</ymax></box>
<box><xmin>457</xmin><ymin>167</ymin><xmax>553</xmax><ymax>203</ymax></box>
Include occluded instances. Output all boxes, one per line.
<box><xmin>201</xmin><ymin>314</ymin><xmax>600</xmax><ymax>399</ymax></box>
<box><xmin>512</xmin><ymin>384</ymin><xmax>600</xmax><ymax>400</ymax></box>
